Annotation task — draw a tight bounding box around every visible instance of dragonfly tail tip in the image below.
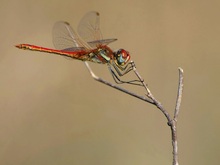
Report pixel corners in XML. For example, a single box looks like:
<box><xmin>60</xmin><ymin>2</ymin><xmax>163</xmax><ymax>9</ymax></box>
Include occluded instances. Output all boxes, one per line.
<box><xmin>15</xmin><ymin>44</ymin><xmax>22</xmax><ymax>49</ymax></box>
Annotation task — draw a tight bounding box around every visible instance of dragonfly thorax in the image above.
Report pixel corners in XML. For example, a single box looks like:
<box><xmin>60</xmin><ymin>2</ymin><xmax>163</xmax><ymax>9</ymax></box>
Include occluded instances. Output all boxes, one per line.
<box><xmin>98</xmin><ymin>48</ymin><xmax>111</xmax><ymax>61</ymax></box>
<box><xmin>113</xmin><ymin>49</ymin><xmax>130</xmax><ymax>66</ymax></box>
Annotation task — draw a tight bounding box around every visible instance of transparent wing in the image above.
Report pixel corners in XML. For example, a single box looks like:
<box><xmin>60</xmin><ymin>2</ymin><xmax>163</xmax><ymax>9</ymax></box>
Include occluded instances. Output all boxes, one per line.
<box><xmin>77</xmin><ymin>11</ymin><xmax>102</xmax><ymax>43</ymax></box>
<box><xmin>53</xmin><ymin>21</ymin><xmax>91</xmax><ymax>51</ymax></box>
<box><xmin>77</xmin><ymin>11</ymin><xmax>117</xmax><ymax>47</ymax></box>
<box><xmin>87</xmin><ymin>38</ymin><xmax>118</xmax><ymax>48</ymax></box>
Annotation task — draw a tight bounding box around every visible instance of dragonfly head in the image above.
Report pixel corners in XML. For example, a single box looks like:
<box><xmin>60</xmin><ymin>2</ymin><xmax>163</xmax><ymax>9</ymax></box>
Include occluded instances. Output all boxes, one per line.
<box><xmin>113</xmin><ymin>49</ymin><xmax>130</xmax><ymax>66</ymax></box>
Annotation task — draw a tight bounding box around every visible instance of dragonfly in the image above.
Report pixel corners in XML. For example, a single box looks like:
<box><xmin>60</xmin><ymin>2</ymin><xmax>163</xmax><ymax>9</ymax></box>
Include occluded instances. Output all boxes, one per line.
<box><xmin>16</xmin><ymin>11</ymin><xmax>142</xmax><ymax>86</ymax></box>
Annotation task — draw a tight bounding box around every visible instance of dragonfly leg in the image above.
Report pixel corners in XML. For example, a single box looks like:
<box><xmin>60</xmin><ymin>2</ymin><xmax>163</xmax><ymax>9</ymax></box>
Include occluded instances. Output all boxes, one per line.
<box><xmin>108</xmin><ymin>64</ymin><xmax>144</xmax><ymax>86</ymax></box>
<box><xmin>111</xmin><ymin>61</ymin><xmax>133</xmax><ymax>76</ymax></box>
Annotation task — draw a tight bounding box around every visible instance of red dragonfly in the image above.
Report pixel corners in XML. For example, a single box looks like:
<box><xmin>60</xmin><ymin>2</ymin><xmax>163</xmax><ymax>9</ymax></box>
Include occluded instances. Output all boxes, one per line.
<box><xmin>16</xmin><ymin>11</ymin><xmax>141</xmax><ymax>85</ymax></box>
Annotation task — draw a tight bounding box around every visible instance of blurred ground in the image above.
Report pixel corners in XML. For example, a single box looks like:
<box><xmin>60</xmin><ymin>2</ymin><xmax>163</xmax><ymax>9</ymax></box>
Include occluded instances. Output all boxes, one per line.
<box><xmin>0</xmin><ymin>0</ymin><xmax>219</xmax><ymax>165</ymax></box>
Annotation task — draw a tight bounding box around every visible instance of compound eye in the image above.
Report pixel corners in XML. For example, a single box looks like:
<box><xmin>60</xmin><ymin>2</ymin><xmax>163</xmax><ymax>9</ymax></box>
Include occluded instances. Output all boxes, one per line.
<box><xmin>115</xmin><ymin>49</ymin><xmax>130</xmax><ymax>66</ymax></box>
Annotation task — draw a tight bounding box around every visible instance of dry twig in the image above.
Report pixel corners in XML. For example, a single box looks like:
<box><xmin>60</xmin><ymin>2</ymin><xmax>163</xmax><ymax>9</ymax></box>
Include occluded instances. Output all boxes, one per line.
<box><xmin>84</xmin><ymin>61</ymin><xmax>184</xmax><ymax>165</ymax></box>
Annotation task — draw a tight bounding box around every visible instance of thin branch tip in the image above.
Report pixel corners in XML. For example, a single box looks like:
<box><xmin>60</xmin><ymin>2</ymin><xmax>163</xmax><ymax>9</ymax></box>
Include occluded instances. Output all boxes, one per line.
<box><xmin>178</xmin><ymin>67</ymin><xmax>184</xmax><ymax>73</ymax></box>
<box><xmin>84</xmin><ymin>62</ymin><xmax>99</xmax><ymax>79</ymax></box>
<box><xmin>174</xmin><ymin>66</ymin><xmax>184</xmax><ymax>120</ymax></box>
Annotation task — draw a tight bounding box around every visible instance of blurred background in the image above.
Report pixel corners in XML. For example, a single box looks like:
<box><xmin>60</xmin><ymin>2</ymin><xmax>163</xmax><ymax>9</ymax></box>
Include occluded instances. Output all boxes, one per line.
<box><xmin>0</xmin><ymin>0</ymin><xmax>219</xmax><ymax>165</ymax></box>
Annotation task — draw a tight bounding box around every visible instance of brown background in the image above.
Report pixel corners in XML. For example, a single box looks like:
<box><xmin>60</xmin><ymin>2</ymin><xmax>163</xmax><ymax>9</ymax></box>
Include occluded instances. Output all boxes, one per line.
<box><xmin>0</xmin><ymin>0</ymin><xmax>219</xmax><ymax>165</ymax></box>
